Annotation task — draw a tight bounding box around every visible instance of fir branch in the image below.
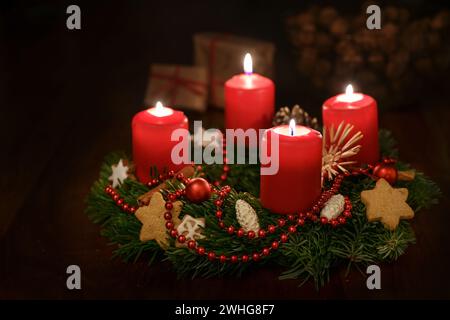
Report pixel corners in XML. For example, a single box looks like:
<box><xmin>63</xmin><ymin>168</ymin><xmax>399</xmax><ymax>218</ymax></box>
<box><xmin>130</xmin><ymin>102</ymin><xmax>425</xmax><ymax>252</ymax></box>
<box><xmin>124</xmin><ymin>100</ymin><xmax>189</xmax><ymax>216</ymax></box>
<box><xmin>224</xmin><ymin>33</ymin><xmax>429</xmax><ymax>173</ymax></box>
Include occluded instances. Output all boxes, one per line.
<box><xmin>85</xmin><ymin>129</ymin><xmax>441</xmax><ymax>289</ymax></box>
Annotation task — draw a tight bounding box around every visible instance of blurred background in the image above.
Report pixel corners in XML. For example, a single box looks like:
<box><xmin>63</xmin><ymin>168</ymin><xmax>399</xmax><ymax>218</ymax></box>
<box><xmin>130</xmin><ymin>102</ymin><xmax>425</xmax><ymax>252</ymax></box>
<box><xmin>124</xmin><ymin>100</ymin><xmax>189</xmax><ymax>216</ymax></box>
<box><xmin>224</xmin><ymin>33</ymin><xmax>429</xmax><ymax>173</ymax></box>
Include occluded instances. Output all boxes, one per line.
<box><xmin>1</xmin><ymin>0</ymin><xmax>449</xmax><ymax>299</ymax></box>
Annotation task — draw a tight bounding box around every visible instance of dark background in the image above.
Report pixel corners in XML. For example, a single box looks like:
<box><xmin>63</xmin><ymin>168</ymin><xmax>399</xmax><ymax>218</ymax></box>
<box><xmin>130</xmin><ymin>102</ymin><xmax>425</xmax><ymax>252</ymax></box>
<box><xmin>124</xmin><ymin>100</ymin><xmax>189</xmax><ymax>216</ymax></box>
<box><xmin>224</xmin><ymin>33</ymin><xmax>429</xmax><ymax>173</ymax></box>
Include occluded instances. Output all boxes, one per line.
<box><xmin>1</xmin><ymin>0</ymin><xmax>449</xmax><ymax>299</ymax></box>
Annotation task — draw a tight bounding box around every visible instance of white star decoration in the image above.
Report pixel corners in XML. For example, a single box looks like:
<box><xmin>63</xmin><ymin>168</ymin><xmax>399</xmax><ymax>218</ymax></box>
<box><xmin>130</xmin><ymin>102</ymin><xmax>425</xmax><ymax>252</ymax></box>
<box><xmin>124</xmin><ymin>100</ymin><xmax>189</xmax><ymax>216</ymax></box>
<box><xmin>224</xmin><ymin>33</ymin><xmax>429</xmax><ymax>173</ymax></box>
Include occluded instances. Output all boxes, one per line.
<box><xmin>108</xmin><ymin>159</ymin><xmax>129</xmax><ymax>187</ymax></box>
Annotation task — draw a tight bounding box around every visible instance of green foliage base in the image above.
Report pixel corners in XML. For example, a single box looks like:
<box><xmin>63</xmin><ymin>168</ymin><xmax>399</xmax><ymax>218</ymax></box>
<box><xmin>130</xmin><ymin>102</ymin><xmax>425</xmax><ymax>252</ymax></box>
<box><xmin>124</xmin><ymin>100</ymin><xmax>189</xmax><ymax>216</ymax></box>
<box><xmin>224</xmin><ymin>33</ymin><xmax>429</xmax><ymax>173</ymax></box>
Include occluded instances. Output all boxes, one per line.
<box><xmin>85</xmin><ymin>130</ymin><xmax>440</xmax><ymax>288</ymax></box>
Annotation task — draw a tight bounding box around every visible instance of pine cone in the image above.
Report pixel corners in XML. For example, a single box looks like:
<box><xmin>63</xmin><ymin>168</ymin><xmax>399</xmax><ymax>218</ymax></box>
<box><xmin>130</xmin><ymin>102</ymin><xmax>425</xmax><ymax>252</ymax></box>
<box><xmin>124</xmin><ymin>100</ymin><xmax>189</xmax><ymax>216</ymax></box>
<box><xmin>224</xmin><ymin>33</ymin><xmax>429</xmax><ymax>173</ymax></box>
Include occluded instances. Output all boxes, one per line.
<box><xmin>272</xmin><ymin>105</ymin><xmax>320</xmax><ymax>130</ymax></box>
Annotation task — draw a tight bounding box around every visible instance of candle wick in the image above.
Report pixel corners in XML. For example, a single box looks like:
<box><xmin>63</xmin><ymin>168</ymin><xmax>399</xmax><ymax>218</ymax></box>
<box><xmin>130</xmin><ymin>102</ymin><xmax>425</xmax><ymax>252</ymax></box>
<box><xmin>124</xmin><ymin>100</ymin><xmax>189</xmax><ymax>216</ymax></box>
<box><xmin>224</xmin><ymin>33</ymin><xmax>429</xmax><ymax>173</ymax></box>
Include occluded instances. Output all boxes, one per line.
<box><xmin>289</xmin><ymin>119</ymin><xmax>296</xmax><ymax>136</ymax></box>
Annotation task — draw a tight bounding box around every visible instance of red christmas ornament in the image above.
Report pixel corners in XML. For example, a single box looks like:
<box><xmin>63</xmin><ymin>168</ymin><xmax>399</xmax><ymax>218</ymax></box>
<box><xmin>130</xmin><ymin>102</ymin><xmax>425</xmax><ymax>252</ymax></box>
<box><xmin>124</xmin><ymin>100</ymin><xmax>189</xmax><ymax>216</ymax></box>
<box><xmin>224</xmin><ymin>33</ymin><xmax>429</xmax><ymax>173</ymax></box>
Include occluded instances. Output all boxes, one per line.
<box><xmin>373</xmin><ymin>161</ymin><xmax>398</xmax><ymax>185</ymax></box>
<box><xmin>185</xmin><ymin>178</ymin><xmax>212</xmax><ymax>203</ymax></box>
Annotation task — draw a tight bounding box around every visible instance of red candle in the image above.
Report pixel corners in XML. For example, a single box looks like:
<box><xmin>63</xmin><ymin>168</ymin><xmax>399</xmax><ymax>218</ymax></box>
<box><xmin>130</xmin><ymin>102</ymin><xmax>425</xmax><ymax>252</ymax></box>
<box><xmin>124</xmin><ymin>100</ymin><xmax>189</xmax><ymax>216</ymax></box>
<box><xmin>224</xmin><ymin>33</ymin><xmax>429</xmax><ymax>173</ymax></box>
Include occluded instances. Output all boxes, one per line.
<box><xmin>260</xmin><ymin>120</ymin><xmax>322</xmax><ymax>214</ymax></box>
<box><xmin>322</xmin><ymin>84</ymin><xmax>379</xmax><ymax>165</ymax></box>
<box><xmin>225</xmin><ymin>53</ymin><xmax>275</xmax><ymax>130</ymax></box>
<box><xmin>132</xmin><ymin>101</ymin><xmax>188</xmax><ymax>183</ymax></box>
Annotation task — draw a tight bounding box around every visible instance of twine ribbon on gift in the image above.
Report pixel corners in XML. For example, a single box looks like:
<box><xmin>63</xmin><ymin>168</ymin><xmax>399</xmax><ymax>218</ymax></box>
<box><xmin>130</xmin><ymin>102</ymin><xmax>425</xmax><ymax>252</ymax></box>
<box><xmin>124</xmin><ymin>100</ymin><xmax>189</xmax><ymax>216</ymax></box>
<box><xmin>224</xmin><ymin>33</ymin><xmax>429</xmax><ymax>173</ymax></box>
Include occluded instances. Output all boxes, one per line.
<box><xmin>151</xmin><ymin>66</ymin><xmax>207</xmax><ymax>106</ymax></box>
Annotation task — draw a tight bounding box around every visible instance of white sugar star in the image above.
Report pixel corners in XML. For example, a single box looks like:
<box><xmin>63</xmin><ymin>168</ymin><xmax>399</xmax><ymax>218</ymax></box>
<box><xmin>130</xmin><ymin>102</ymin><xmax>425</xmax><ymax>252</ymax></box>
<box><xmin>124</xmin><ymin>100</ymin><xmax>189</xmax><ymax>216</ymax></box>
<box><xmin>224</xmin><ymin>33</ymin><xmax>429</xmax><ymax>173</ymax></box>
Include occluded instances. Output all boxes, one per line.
<box><xmin>109</xmin><ymin>159</ymin><xmax>129</xmax><ymax>188</ymax></box>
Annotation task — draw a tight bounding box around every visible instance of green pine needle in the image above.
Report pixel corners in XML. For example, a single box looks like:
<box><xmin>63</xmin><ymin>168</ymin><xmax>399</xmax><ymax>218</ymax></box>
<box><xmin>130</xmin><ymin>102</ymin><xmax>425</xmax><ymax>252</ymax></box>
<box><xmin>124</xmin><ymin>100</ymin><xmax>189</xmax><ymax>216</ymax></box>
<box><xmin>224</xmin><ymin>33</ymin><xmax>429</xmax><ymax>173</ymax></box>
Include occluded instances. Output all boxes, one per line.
<box><xmin>85</xmin><ymin>130</ymin><xmax>440</xmax><ymax>288</ymax></box>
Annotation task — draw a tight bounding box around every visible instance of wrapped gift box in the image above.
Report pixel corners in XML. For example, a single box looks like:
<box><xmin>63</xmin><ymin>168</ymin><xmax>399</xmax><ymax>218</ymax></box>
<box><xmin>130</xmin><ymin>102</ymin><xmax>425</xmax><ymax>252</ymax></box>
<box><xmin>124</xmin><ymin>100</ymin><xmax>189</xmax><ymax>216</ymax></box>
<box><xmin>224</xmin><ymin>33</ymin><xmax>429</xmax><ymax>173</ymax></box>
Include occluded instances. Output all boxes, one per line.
<box><xmin>144</xmin><ymin>64</ymin><xmax>208</xmax><ymax>112</ymax></box>
<box><xmin>194</xmin><ymin>32</ymin><xmax>275</xmax><ymax>108</ymax></box>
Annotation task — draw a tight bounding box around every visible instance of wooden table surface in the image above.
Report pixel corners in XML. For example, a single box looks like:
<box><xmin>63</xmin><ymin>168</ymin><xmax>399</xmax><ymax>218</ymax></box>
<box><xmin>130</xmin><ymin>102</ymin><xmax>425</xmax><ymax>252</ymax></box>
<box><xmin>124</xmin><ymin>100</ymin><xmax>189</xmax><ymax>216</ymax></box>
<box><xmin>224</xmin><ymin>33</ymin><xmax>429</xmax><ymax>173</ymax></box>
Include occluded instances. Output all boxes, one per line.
<box><xmin>1</xmin><ymin>1</ymin><xmax>449</xmax><ymax>299</ymax></box>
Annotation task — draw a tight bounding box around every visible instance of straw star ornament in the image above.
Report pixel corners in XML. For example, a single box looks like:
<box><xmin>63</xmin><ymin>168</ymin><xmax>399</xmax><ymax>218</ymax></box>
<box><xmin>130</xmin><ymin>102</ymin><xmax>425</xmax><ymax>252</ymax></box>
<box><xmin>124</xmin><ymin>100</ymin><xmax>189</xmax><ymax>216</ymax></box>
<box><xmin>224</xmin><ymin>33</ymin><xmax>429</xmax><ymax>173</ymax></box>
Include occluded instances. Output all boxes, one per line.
<box><xmin>322</xmin><ymin>121</ymin><xmax>363</xmax><ymax>180</ymax></box>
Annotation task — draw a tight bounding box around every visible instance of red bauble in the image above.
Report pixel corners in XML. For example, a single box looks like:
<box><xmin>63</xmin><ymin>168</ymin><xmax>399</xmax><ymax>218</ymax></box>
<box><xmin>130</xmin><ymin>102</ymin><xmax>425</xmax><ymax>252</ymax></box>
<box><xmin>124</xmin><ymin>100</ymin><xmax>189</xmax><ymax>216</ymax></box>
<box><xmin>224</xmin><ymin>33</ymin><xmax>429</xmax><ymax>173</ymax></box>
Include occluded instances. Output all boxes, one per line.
<box><xmin>373</xmin><ymin>162</ymin><xmax>398</xmax><ymax>185</ymax></box>
<box><xmin>185</xmin><ymin>178</ymin><xmax>212</xmax><ymax>203</ymax></box>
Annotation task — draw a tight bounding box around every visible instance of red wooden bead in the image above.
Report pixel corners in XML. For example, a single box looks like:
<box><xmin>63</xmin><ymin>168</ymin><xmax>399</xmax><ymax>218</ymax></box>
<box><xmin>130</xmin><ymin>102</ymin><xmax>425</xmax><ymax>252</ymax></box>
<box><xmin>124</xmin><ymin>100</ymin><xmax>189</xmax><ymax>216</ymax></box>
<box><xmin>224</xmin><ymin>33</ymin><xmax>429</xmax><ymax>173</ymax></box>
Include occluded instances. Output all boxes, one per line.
<box><xmin>241</xmin><ymin>255</ymin><xmax>249</xmax><ymax>263</ymax></box>
<box><xmin>165</xmin><ymin>202</ymin><xmax>173</xmax><ymax>210</ymax></box>
<box><xmin>338</xmin><ymin>217</ymin><xmax>346</xmax><ymax>225</ymax></box>
<box><xmin>164</xmin><ymin>212</ymin><xmax>172</xmax><ymax>220</ymax></box>
<box><xmin>207</xmin><ymin>252</ymin><xmax>216</xmax><ymax>261</ymax></box>
<box><xmin>218</xmin><ymin>221</ymin><xmax>225</xmax><ymax>229</ymax></box>
<box><xmin>113</xmin><ymin>194</ymin><xmax>119</xmax><ymax>201</ymax></box>
<box><xmin>262</xmin><ymin>248</ymin><xmax>270</xmax><ymax>256</ymax></box>
<box><xmin>215</xmin><ymin>210</ymin><xmax>223</xmax><ymax>219</ymax></box>
<box><xmin>320</xmin><ymin>217</ymin><xmax>328</xmax><ymax>225</ymax></box>
<box><xmin>165</xmin><ymin>221</ymin><xmax>174</xmax><ymax>230</ymax></box>
<box><xmin>280</xmin><ymin>234</ymin><xmax>288</xmax><ymax>242</ymax></box>
<box><xmin>177</xmin><ymin>235</ymin><xmax>186</xmax><ymax>243</ymax></box>
<box><xmin>223</xmin><ymin>165</ymin><xmax>230</xmax><ymax>172</ymax></box>
<box><xmin>252</xmin><ymin>253</ymin><xmax>261</xmax><ymax>261</ymax></box>
<box><xmin>278</xmin><ymin>219</ymin><xmax>286</xmax><ymax>227</ymax></box>
<box><xmin>271</xmin><ymin>241</ymin><xmax>279</xmax><ymax>250</ymax></box>
<box><xmin>176</xmin><ymin>173</ymin><xmax>184</xmax><ymax>180</ymax></box>
<box><xmin>237</xmin><ymin>229</ymin><xmax>245</xmax><ymax>237</ymax></box>
<box><xmin>331</xmin><ymin>220</ymin><xmax>339</xmax><ymax>228</ymax></box>
<box><xmin>343</xmin><ymin>211</ymin><xmax>352</xmax><ymax>218</ymax></box>
<box><xmin>129</xmin><ymin>207</ymin><xmax>136</xmax><ymax>214</ymax></box>
<box><xmin>247</xmin><ymin>231</ymin><xmax>255</xmax><ymax>239</ymax></box>
<box><xmin>231</xmin><ymin>255</ymin><xmax>238</xmax><ymax>263</ymax></box>
<box><xmin>227</xmin><ymin>226</ymin><xmax>235</xmax><ymax>235</ymax></box>
<box><xmin>123</xmin><ymin>204</ymin><xmax>129</xmax><ymax>211</ymax></box>
<box><xmin>297</xmin><ymin>218</ymin><xmax>305</xmax><ymax>226</ymax></box>
<box><xmin>197</xmin><ymin>246</ymin><xmax>205</xmax><ymax>255</ymax></box>
<box><xmin>311</xmin><ymin>215</ymin><xmax>318</xmax><ymax>222</ymax></box>
<box><xmin>219</xmin><ymin>255</ymin><xmax>227</xmax><ymax>263</ymax></box>
<box><xmin>170</xmin><ymin>229</ymin><xmax>178</xmax><ymax>238</ymax></box>
<box><xmin>288</xmin><ymin>226</ymin><xmax>296</xmax><ymax>233</ymax></box>
<box><xmin>117</xmin><ymin>198</ymin><xmax>124</xmax><ymax>205</ymax></box>
<box><xmin>258</xmin><ymin>230</ymin><xmax>266</xmax><ymax>238</ymax></box>
<box><xmin>268</xmin><ymin>225</ymin><xmax>276</xmax><ymax>233</ymax></box>
<box><xmin>168</xmin><ymin>194</ymin><xmax>177</xmax><ymax>202</ymax></box>
<box><xmin>187</xmin><ymin>240</ymin><xmax>196</xmax><ymax>249</ymax></box>
<box><xmin>220</xmin><ymin>174</ymin><xmax>227</xmax><ymax>181</ymax></box>
<box><xmin>214</xmin><ymin>200</ymin><xmax>223</xmax><ymax>207</ymax></box>
<box><xmin>288</xmin><ymin>214</ymin><xmax>295</xmax><ymax>221</ymax></box>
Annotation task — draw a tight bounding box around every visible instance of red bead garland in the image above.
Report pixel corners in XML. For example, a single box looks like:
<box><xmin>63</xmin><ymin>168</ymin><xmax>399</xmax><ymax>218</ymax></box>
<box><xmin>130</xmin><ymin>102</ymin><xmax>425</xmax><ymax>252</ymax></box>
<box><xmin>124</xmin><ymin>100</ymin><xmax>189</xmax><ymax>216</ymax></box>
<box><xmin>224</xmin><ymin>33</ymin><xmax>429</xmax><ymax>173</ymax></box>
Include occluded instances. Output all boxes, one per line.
<box><xmin>145</xmin><ymin>156</ymin><xmax>230</xmax><ymax>191</ymax></box>
<box><xmin>159</xmin><ymin>172</ymin><xmax>355</xmax><ymax>264</ymax></box>
<box><xmin>104</xmin><ymin>185</ymin><xmax>137</xmax><ymax>214</ymax></box>
<box><xmin>104</xmin><ymin>165</ymin><xmax>362</xmax><ymax>264</ymax></box>
<box><xmin>211</xmin><ymin>173</ymin><xmax>348</xmax><ymax>241</ymax></box>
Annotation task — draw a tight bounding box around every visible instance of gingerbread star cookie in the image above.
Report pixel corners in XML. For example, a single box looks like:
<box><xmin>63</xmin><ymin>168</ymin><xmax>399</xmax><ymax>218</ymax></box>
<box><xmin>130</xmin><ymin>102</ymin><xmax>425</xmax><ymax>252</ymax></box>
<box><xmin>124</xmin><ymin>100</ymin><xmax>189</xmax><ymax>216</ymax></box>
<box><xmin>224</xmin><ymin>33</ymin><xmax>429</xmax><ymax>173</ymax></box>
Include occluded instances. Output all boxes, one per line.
<box><xmin>361</xmin><ymin>178</ymin><xmax>414</xmax><ymax>230</ymax></box>
<box><xmin>135</xmin><ymin>192</ymin><xmax>182</xmax><ymax>248</ymax></box>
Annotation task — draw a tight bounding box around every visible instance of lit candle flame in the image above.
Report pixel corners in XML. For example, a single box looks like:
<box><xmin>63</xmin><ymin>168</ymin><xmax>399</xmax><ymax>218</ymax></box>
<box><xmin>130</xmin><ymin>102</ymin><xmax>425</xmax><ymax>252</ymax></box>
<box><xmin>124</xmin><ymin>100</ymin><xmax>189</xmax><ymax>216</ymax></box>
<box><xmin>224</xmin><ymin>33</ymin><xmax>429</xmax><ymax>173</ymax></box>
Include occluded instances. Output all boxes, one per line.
<box><xmin>243</xmin><ymin>53</ymin><xmax>253</xmax><ymax>75</ymax></box>
<box><xmin>289</xmin><ymin>119</ymin><xmax>296</xmax><ymax>136</ymax></box>
<box><xmin>148</xmin><ymin>101</ymin><xmax>173</xmax><ymax>117</ymax></box>
<box><xmin>155</xmin><ymin>101</ymin><xmax>164</xmax><ymax>111</ymax></box>
<box><xmin>336</xmin><ymin>83</ymin><xmax>363</xmax><ymax>103</ymax></box>
<box><xmin>345</xmin><ymin>84</ymin><xmax>353</xmax><ymax>96</ymax></box>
